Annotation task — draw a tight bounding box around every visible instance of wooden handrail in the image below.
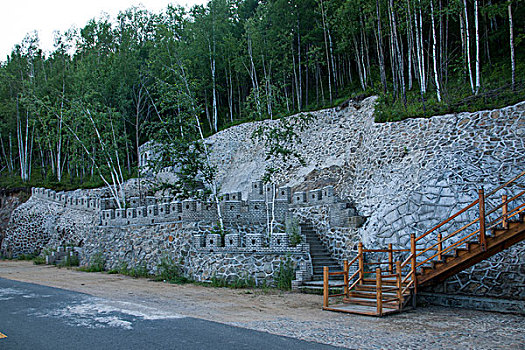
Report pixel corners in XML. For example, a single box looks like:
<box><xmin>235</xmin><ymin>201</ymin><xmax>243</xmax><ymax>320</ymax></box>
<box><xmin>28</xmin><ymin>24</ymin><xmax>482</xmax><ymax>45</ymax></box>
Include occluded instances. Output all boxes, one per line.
<box><xmin>484</xmin><ymin>170</ymin><xmax>525</xmax><ymax>198</ymax></box>
<box><xmin>485</xmin><ymin>189</ymin><xmax>525</xmax><ymax>216</ymax></box>
<box><xmin>422</xmin><ymin>230</ymin><xmax>478</xmax><ymax>265</ymax></box>
<box><xmin>487</xmin><ymin>202</ymin><xmax>525</xmax><ymax>230</ymax></box>
<box><xmin>415</xmin><ymin>217</ymin><xmax>479</xmax><ymax>259</ymax></box>
<box><xmin>415</xmin><ymin>199</ymin><xmax>479</xmax><ymax>243</ymax></box>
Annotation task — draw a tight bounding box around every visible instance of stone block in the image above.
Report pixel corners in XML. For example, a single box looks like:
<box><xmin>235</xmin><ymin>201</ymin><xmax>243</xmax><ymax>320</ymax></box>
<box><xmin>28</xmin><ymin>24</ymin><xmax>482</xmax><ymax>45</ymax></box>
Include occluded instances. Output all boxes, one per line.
<box><xmin>308</xmin><ymin>189</ymin><xmax>323</xmax><ymax>203</ymax></box>
<box><xmin>205</xmin><ymin>234</ymin><xmax>221</xmax><ymax>250</ymax></box>
<box><xmin>143</xmin><ymin>196</ymin><xmax>154</xmax><ymax>206</ymax></box>
<box><xmin>246</xmin><ymin>233</ymin><xmax>264</xmax><ymax>250</ymax></box>
<box><xmin>225</xmin><ymin>233</ymin><xmax>240</xmax><ymax>248</ymax></box>
<box><xmin>170</xmin><ymin>201</ymin><xmax>182</xmax><ymax>214</ymax></box>
<box><xmin>322</xmin><ymin>186</ymin><xmax>335</xmax><ymax>203</ymax></box>
<box><xmin>159</xmin><ymin>203</ymin><xmax>170</xmax><ymax>215</ymax></box>
<box><xmin>250</xmin><ymin>181</ymin><xmax>264</xmax><ymax>199</ymax></box>
<box><xmin>277</xmin><ymin>187</ymin><xmax>292</xmax><ymax>202</ymax></box>
<box><xmin>147</xmin><ymin>205</ymin><xmax>159</xmax><ymax>216</ymax></box>
<box><xmin>292</xmin><ymin>192</ymin><xmax>307</xmax><ymax>205</ymax></box>
<box><xmin>193</xmin><ymin>234</ymin><xmax>205</xmax><ymax>248</ymax></box>
<box><xmin>270</xmin><ymin>233</ymin><xmax>289</xmax><ymax>249</ymax></box>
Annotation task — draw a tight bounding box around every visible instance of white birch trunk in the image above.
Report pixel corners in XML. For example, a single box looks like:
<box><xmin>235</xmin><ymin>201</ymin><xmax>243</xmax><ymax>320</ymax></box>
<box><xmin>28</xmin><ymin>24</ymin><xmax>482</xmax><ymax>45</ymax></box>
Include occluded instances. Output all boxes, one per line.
<box><xmin>474</xmin><ymin>0</ymin><xmax>480</xmax><ymax>94</ymax></box>
<box><xmin>430</xmin><ymin>0</ymin><xmax>442</xmax><ymax>102</ymax></box>
<box><xmin>508</xmin><ymin>2</ymin><xmax>515</xmax><ymax>90</ymax></box>
<box><xmin>464</xmin><ymin>0</ymin><xmax>475</xmax><ymax>93</ymax></box>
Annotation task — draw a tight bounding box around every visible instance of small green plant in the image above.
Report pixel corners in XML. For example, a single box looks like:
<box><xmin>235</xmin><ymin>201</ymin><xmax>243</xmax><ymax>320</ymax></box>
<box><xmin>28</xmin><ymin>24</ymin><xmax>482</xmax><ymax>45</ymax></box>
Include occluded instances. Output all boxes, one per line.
<box><xmin>114</xmin><ymin>261</ymin><xmax>150</xmax><ymax>278</ymax></box>
<box><xmin>78</xmin><ymin>253</ymin><xmax>105</xmax><ymax>272</ymax></box>
<box><xmin>208</xmin><ymin>274</ymin><xmax>257</xmax><ymax>289</ymax></box>
<box><xmin>58</xmin><ymin>255</ymin><xmax>80</xmax><ymax>267</ymax></box>
<box><xmin>154</xmin><ymin>256</ymin><xmax>189</xmax><ymax>284</ymax></box>
<box><xmin>32</xmin><ymin>256</ymin><xmax>46</xmax><ymax>265</ymax></box>
<box><xmin>275</xmin><ymin>257</ymin><xmax>295</xmax><ymax>291</ymax></box>
<box><xmin>17</xmin><ymin>253</ymin><xmax>37</xmax><ymax>260</ymax></box>
<box><xmin>286</xmin><ymin>218</ymin><xmax>302</xmax><ymax>247</ymax></box>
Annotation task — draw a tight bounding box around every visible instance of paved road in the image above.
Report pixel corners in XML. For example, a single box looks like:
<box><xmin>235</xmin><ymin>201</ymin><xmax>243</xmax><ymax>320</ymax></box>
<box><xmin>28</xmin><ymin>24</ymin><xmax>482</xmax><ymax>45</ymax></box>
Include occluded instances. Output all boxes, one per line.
<box><xmin>0</xmin><ymin>278</ymin><xmax>341</xmax><ymax>350</ymax></box>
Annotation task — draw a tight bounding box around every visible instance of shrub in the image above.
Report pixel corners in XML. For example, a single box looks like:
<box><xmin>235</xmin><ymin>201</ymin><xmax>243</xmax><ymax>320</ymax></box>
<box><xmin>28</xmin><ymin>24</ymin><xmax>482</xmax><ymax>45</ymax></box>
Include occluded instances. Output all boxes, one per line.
<box><xmin>155</xmin><ymin>256</ymin><xmax>189</xmax><ymax>284</ymax></box>
<box><xmin>275</xmin><ymin>257</ymin><xmax>295</xmax><ymax>291</ymax></box>
<box><xmin>32</xmin><ymin>256</ymin><xmax>46</xmax><ymax>265</ymax></box>
<box><xmin>58</xmin><ymin>255</ymin><xmax>80</xmax><ymax>267</ymax></box>
<box><xmin>78</xmin><ymin>253</ymin><xmax>105</xmax><ymax>272</ymax></box>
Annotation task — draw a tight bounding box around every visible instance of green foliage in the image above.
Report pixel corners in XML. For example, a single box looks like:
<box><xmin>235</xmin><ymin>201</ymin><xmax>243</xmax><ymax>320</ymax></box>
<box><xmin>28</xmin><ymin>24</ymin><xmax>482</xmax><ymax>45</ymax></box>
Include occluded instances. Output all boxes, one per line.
<box><xmin>274</xmin><ymin>257</ymin><xmax>295</xmax><ymax>291</ymax></box>
<box><xmin>78</xmin><ymin>253</ymin><xmax>105</xmax><ymax>272</ymax></box>
<box><xmin>111</xmin><ymin>261</ymin><xmax>151</xmax><ymax>278</ymax></box>
<box><xmin>154</xmin><ymin>256</ymin><xmax>190</xmax><ymax>284</ymax></box>
<box><xmin>16</xmin><ymin>253</ymin><xmax>37</xmax><ymax>260</ymax></box>
<box><xmin>57</xmin><ymin>255</ymin><xmax>80</xmax><ymax>268</ymax></box>
<box><xmin>32</xmin><ymin>255</ymin><xmax>46</xmax><ymax>265</ymax></box>
<box><xmin>209</xmin><ymin>274</ymin><xmax>257</xmax><ymax>289</ymax></box>
<box><xmin>0</xmin><ymin>0</ymin><xmax>523</xmax><ymax>189</ymax></box>
<box><xmin>286</xmin><ymin>218</ymin><xmax>302</xmax><ymax>247</ymax></box>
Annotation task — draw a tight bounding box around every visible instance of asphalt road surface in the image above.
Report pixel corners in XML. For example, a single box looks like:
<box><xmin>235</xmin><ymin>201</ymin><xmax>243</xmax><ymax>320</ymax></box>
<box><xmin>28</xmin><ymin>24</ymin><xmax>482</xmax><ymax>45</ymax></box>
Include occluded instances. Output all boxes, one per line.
<box><xmin>0</xmin><ymin>278</ymin><xmax>341</xmax><ymax>350</ymax></box>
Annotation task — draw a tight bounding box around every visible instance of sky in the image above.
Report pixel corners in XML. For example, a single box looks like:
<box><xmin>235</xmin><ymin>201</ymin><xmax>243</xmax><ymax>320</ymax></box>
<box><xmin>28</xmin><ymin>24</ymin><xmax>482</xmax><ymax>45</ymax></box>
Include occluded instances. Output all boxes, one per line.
<box><xmin>0</xmin><ymin>0</ymin><xmax>208</xmax><ymax>62</ymax></box>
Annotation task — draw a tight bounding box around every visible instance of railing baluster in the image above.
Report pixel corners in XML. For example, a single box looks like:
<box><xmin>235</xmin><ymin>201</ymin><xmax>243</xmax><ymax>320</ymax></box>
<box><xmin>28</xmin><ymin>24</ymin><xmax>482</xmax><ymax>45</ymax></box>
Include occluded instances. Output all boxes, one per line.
<box><xmin>411</xmin><ymin>233</ymin><xmax>417</xmax><ymax>294</ymax></box>
<box><xmin>376</xmin><ymin>268</ymin><xmax>383</xmax><ymax>316</ymax></box>
<box><xmin>323</xmin><ymin>266</ymin><xmax>329</xmax><ymax>308</ymax></box>
<box><xmin>388</xmin><ymin>243</ymin><xmax>393</xmax><ymax>274</ymax></box>
<box><xmin>502</xmin><ymin>195</ymin><xmax>508</xmax><ymax>229</ymax></box>
<box><xmin>437</xmin><ymin>233</ymin><xmax>443</xmax><ymax>261</ymax></box>
<box><xmin>479</xmin><ymin>188</ymin><xmax>486</xmax><ymax>251</ymax></box>
<box><xmin>343</xmin><ymin>260</ymin><xmax>349</xmax><ymax>298</ymax></box>
<box><xmin>396</xmin><ymin>261</ymin><xmax>402</xmax><ymax>310</ymax></box>
<box><xmin>358</xmin><ymin>242</ymin><xmax>364</xmax><ymax>285</ymax></box>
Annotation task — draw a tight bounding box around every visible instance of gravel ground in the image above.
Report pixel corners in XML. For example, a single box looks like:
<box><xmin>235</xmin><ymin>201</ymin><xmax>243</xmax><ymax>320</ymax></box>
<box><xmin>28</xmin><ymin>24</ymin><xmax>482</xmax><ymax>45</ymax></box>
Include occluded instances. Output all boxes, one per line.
<box><xmin>0</xmin><ymin>260</ymin><xmax>523</xmax><ymax>349</ymax></box>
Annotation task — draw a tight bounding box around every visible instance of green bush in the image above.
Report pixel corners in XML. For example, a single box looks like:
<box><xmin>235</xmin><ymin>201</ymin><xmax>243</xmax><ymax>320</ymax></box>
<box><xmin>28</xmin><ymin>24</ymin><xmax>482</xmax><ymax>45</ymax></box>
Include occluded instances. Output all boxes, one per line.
<box><xmin>155</xmin><ymin>256</ymin><xmax>190</xmax><ymax>284</ymax></box>
<box><xmin>58</xmin><ymin>255</ymin><xmax>80</xmax><ymax>267</ymax></box>
<box><xmin>209</xmin><ymin>274</ymin><xmax>257</xmax><ymax>289</ymax></box>
<box><xmin>32</xmin><ymin>256</ymin><xmax>46</xmax><ymax>265</ymax></box>
<box><xmin>78</xmin><ymin>253</ymin><xmax>105</xmax><ymax>272</ymax></box>
<box><xmin>275</xmin><ymin>257</ymin><xmax>295</xmax><ymax>291</ymax></box>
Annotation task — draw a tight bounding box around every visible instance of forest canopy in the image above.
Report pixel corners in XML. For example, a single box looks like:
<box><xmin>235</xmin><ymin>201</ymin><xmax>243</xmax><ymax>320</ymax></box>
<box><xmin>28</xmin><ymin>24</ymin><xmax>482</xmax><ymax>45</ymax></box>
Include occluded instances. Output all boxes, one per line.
<box><xmin>0</xmin><ymin>0</ymin><xmax>523</xmax><ymax>189</ymax></box>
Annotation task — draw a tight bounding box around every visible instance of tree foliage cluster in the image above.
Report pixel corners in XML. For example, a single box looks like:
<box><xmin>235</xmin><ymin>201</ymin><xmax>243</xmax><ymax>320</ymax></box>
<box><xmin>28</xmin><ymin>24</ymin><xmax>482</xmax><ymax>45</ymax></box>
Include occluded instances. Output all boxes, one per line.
<box><xmin>0</xmin><ymin>0</ymin><xmax>523</xmax><ymax>188</ymax></box>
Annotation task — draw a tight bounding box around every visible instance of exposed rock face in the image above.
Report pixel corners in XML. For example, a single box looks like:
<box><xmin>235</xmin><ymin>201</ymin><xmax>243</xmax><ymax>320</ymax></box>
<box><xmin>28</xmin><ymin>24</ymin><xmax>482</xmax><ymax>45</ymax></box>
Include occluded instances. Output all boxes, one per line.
<box><xmin>205</xmin><ymin>97</ymin><xmax>525</xmax><ymax>300</ymax></box>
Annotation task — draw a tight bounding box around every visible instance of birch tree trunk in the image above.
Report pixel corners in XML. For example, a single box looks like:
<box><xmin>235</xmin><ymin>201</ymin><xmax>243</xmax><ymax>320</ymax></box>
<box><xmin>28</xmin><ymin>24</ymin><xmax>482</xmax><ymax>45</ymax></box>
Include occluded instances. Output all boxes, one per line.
<box><xmin>508</xmin><ymin>1</ymin><xmax>515</xmax><ymax>90</ymax></box>
<box><xmin>474</xmin><ymin>0</ymin><xmax>481</xmax><ymax>94</ymax></box>
<box><xmin>319</xmin><ymin>0</ymin><xmax>333</xmax><ymax>103</ymax></box>
<box><xmin>430</xmin><ymin>0</ymin><xmax>442</xmax><ymax>102</ymax></box>
<box><xmin>463</xmin><ymin>0</ymin><xmax>475</xmax><ymax>93</ymax></box>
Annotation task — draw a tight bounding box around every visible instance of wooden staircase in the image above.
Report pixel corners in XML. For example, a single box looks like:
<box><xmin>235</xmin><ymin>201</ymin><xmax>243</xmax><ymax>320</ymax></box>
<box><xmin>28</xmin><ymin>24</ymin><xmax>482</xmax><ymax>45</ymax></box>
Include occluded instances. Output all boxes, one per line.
<box><xmin>322</xmin><ymin>171</ymin><xmax>525</xmax><ymax>316</ymax></box>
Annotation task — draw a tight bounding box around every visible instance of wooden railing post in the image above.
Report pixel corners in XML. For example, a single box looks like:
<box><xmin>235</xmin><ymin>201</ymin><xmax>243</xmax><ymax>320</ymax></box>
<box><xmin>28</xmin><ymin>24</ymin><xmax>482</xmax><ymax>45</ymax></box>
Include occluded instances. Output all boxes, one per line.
<box><xmin>437</xmin><ymin>233</ymin><xmax>443</xmax><ymax>261</ymax></box>
<box><xmin>323</xmin><ymin>266</ymin><xmax>329</xmax><ymax>308</ymax></box>
<box><xmin>343</xmin><ymin>260</ymin><xmax>349</xmax><ymax>298</ymax></box>
<box><xmin>502</xmin><ymin>195</ymin><xmax>508</xmax><ymax>229</ymax></box>
<box><xmin>396</xmin><ymin>261</ymin><xmax>402</xmax><ymax>310</ymax></box>
<box><xmin>358</xmin><ymin>242</ymin><xmax>364</xmax><ymax>285</ymax></box>
<box><xmin>479</xmin><ymin>188</ymin><xmax>486</xmax><ymax>251</ymax></box>
<box><xmin>410</xmin><ymin>233</ymin><xmax>417</xmax><ymax>294</ymax></box>
<box><xmin>376</xmin><ymin>268</ymin><xmax>383</xmax><ymax>316</ymax></box>
<box><xmin>388</xmin><ymin>243</ymin><xmax>393</xmax><ymax>274</ymax></box>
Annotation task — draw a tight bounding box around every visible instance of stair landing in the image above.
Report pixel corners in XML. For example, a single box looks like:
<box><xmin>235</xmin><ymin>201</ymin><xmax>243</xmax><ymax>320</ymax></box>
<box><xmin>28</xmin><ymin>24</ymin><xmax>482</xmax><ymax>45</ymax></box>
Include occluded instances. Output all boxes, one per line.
<box><xmin>323</xmin><ymin>303</ymin><xmax>400</xmax><ymax>316</ymax></box>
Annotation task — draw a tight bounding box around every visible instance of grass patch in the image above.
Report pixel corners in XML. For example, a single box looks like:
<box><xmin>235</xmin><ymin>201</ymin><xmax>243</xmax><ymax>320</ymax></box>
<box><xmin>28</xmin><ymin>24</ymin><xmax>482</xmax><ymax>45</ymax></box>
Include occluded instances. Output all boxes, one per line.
<box><xmin>57</xmin><ymin>255</ymin><xmax>80</xmax><ymax>268</ymax></box>
<box><xmin>78</xmin><ymin>253</ymin><xmax>105</xmax><ymax>272</ymax></box>
<box><xmin>154</xmin><ymin>256</ymin><xmax>190</xmax><ymax>284</ymax></box>
<box><xmin>208</xmin><ymin>275</ymin><xmax>257</xmax><ymax>289</ymax></box>
<box><xmin>32</xmin><ymin>256</ymin><xmax>46</xmax><ymax>265</ymax></box>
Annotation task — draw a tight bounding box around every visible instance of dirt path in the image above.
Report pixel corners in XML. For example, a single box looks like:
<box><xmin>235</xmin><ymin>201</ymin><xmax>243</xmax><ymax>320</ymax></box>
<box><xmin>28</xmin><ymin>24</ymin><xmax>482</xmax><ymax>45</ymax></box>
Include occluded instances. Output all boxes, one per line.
<box><xmin>1</xmin><ymin>260</ymin><xmax>523</xmax><ymax>349</ymax></box>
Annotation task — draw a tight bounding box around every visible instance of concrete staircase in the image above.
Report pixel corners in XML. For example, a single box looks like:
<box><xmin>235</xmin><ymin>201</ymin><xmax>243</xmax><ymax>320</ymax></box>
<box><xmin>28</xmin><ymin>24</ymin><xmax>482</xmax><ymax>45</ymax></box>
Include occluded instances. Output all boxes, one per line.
<box><xmin>301</xmin><ymin>223</ymin><xmax>342</xmax><ymax>281</ymax></box>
